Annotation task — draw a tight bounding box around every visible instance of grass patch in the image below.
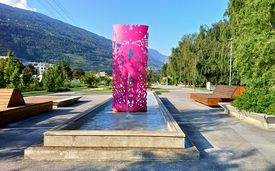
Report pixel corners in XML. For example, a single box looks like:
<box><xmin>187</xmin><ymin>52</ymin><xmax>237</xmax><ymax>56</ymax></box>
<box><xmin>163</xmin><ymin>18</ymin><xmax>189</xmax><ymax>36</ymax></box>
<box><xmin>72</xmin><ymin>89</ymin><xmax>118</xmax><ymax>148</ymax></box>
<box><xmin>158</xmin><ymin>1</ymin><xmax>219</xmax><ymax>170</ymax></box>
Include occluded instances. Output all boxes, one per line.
<box><xmin>23</xmin><ymin>87</ymin><xmax>90</xmax><ymax>97</ymax></box>
<box><xmin>78</xmin><ymin>87</ymin><xmax>113</xmax><ymax>93</ymax></box>
<box><xmin>78</xmin><ymin>87</ymin><xmax>168</xmax><ymax>94</ymax></box>
<box><xmin>70</xmin><ymin>87</ymin><xmax>89</xmax><ymax>91</ymax></box>
<box><xmin>151</xmin><ymin>87</ymin><xmax>169</xmax><ymax>92</ymax></box>
<box><xmin>23</xmin><ymin>91</ymin><xmax>56</xmax><ymax>97</ymax></box>
<box><xmin>20</xmin><ymin>87</ymin><xmax>44</xmax><ymax>92</ymax></box>
<box><xmin>70</xmin><ymin>82</ymin><xmax>86</xmax><ymax>87</ymax></box>
<box><xmin>180</xmin><ymin>86</ymin><xmax>211</xmax><ymax>91</ymax></box>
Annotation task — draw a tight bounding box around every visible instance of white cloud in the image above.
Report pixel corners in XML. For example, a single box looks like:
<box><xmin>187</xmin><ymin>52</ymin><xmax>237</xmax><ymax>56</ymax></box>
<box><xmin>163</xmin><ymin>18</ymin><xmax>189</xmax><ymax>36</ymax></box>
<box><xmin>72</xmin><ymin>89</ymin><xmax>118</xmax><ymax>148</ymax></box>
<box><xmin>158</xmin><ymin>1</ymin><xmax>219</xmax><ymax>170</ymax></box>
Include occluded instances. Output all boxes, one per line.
<box><xmin>0</xmin><ymin>0</ymin><xmax>36</xmax><ymax>11</ymax></box>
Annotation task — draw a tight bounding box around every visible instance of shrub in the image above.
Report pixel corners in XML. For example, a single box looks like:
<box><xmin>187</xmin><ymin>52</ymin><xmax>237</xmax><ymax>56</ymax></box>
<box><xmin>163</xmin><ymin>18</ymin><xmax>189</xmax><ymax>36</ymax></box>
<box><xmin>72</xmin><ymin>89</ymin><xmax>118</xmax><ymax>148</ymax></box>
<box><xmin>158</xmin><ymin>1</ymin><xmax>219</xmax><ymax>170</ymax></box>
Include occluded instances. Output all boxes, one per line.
<box><xmin>104</xmin><ymin>74</ymin><xmax>111</xmax><ymax>86</ymax></box>
<box><xmin>231</xmin><ymin>87</ymin><xmax>275</xmax><ymax>115</ymax></box>
<box><xmin>81</xmin><ymin>71</ymin><xmax>100</xmax><ymax>88</ymax></box>
<box><xmin>9</xmin><ymin>68</ymin><xmax>20</xmax><ymax>88</ymax></box>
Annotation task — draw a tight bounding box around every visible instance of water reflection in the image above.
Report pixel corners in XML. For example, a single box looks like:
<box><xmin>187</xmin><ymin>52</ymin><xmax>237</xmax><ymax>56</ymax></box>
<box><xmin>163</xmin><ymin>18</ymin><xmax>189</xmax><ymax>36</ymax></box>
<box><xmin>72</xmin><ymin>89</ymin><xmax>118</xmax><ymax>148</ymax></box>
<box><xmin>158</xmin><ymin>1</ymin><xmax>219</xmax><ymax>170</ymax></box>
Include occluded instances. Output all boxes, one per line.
<box><xmin>78</xmin><ymin>94</ymin><xmax>167</xmax><ymax>131</ymax></box>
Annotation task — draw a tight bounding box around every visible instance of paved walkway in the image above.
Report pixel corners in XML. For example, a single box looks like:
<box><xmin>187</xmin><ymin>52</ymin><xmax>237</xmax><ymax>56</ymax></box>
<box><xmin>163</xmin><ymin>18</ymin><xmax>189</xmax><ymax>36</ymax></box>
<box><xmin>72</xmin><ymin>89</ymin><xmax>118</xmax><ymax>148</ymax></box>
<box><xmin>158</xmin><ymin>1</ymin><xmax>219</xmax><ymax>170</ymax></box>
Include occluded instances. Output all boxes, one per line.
<box><xmin>0</xmin><ymin>86</ymin><xmax>275</xmax><ymax>170</ymax></box>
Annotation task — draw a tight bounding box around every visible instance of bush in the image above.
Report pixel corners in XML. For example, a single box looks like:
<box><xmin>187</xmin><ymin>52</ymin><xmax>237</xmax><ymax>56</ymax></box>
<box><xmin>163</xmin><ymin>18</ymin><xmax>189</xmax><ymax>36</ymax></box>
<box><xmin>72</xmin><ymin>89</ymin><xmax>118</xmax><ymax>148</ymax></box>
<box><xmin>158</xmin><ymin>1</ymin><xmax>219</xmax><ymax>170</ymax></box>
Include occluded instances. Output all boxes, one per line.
<box><xmin>43</xmin><ymin>66</ymin><xmax>56</xmax><ymax>92</ymax></box>
<box><xmin>9</xmin><ymin>68</ymin><xmax>20</xmax><ymax>88</ymax></box>
<box><xmin>231</xmin><ymin>88</ymin><xmax>275</xmax><ymax>115</ymax></box>
<box><xmin>81</xmin><ymin>71</ymin><xmax>100</xmax><ymax>88</ymax></box>
<box><xmin>104</xmin><ymin>74</ymin><xmax>111</xmax><ymax>86</ymax></box>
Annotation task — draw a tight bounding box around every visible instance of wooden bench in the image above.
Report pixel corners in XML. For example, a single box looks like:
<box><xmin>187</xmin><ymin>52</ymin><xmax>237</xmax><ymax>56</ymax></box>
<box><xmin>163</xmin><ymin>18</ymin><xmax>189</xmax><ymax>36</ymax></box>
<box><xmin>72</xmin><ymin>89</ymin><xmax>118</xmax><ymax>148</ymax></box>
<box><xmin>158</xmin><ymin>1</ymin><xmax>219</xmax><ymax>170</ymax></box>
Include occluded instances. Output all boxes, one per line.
<box><xmin>0</xmin><ymin>88</ymin><xmax>25</xmax><ymax>108</ymax></box>
<box><xmin>0</xmin><ymin>88</ymin><xmax>52</xmax><ymax>125</ymax></box>
<box><xmin>190</xmin><ymin>85</ymin><xmax>246</xmax><ymax>106</ymax></box>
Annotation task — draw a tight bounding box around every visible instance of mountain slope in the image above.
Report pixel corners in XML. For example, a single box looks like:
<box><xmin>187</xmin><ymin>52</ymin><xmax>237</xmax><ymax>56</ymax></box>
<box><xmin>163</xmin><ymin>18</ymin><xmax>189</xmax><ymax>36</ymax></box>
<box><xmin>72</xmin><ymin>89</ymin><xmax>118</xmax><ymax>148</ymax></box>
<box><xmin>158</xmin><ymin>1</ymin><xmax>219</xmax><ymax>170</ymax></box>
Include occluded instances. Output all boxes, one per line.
<box><xmin>148</xmin><ymin>48</ymin><xmax>168</xmax><ymax>64</ymax></box>
<box><xmin>0</xmin><ymin>3</ymin><xmax>112</xmax><ymax>71</ymax></box>
<box><xmin>0</xmin><ymin>3</ymin><xmax>165</xmax><ymax>73</ymax></box>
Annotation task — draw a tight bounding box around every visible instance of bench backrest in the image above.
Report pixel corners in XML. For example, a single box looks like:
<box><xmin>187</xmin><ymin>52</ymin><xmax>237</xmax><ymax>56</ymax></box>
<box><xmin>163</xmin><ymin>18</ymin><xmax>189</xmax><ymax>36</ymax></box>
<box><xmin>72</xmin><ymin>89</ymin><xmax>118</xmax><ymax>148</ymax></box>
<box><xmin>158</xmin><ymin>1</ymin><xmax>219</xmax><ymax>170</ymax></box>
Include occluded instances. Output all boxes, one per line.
<box><xmin>212</xmin><ymin>85</ymin><xmax>245</xmax><ymax>98</ymax></box>
<box><xmin>0</xmin><ymin>89</ymin><xmax>25</xmax><ymax>108</ymax></box>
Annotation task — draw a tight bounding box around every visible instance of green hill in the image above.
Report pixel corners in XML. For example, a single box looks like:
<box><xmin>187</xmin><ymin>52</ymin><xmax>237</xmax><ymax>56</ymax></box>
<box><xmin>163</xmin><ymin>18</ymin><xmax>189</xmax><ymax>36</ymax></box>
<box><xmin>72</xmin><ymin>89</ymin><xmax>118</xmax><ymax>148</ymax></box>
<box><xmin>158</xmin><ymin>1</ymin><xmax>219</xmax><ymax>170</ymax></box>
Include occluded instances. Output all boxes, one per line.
<box><xmin>0</xmin><ymin>3</ymin><xmax>163</xmax><ymax>73</ymax></box>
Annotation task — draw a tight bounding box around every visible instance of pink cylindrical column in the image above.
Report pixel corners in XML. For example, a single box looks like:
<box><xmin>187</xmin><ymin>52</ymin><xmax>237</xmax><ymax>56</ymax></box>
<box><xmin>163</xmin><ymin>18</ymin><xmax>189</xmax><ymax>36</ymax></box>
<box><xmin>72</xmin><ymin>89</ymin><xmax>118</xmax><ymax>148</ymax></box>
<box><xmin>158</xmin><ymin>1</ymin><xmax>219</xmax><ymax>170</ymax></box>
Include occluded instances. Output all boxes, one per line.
<box><xmin>112</xmin><ymin>24</ymin><xmax>149</xmax><ymax>112</ymax></box>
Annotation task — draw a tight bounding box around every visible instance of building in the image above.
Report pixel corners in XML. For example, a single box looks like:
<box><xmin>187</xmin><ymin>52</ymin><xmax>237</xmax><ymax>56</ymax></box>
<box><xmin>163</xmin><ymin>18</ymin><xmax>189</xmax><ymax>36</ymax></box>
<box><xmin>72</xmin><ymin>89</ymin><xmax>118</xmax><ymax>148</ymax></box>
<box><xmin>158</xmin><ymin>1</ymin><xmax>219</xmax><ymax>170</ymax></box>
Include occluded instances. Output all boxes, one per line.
<box><xmin>27</xmin><ymin>62</ymin><xmax>52</xmax><ymax>81</ymax></box>
<box><xmin>27</xmin><ymin>62</ymin><xmax>52</xmax><ymax>76</ymax></box>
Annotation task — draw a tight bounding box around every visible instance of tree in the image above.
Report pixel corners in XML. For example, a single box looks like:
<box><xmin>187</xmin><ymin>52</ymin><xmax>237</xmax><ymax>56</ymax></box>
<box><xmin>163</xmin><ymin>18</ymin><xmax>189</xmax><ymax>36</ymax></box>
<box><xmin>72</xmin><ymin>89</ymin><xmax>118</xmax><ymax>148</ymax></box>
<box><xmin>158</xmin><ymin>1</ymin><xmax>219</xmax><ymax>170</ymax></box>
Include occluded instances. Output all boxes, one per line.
<box><xmin>43</xmin><ymin>64</ymin><xmax>57</xmax><ymax>92</ymax></box>
<box><xmin>104</xmin><ymin>74</ymin><xmax>111</xmax><ymax>86</ymax></box>
<box><xmin>227</xmin><ymin>0</ymin><xmax>275</xmax><ymax>115</ymax></box>
<box><xmin>72</xmin><ymin>68</ymin><xmax>85</xmax><ymax>80</ymax></box>
<box><xmin>146</xmin><ymin>69</ymin><xmax>152</xmax><ymax>88</ymax></box>
<box><xmin>9</xmin><ymin>68</ymin><xmax>20</xmax><ymax>88</ymax></box>
<box><xmin>81</xmin><ymin>71</ymin><xmax>100</xmax><ymax>88</ymax></box>
<box><xmin>22</xmin><ymin>69</ymin><xmax>32</xmax><ymax>86</ymax></box>
<box><xmin>27</xmin><ymin>64</ymin><xmax>37</xmax><ymax>75</ymax></box>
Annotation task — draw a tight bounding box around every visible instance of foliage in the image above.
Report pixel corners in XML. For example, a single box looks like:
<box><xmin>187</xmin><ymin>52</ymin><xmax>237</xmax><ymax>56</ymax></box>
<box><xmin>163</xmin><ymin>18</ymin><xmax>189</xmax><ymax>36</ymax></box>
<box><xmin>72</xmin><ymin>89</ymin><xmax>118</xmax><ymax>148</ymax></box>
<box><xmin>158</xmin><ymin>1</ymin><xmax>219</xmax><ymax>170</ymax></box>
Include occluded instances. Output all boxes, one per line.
<box><xmin>22</xmin><ymin>69</ymin><xmax>32</xmax><ymax>86</ymax></box>
<box><xmin>146</xmin><ymin>69</ymin><xmax>153</xmax><ymax>88</ymax></box>
<box><xmin>0</xmin><ymin>71</ymin><xmax>5</xmax><ymax>88</ymax></box>
<box><xmin>231</xmin><ymin>88</ymin><xmax>275</xmax><ymax>115</ymax></box>
<box><xmin>42</xmin><ymin>60</ymin><xmax>72</xmax><ymax>92</ymax></box>
<box><xmin>162</xmin><ymin>20</ymin><xmax>237</xmax><ymax>86</ymax></box>
<box><xmin>0</xmin><ymin>50</ymin><xmax>25</xmax><ymax>87</ymax></box>
<box><xmin>81</xmin><ymin>71</ymin><xmax>100</xmax><ymax>88</ymax></box>
<box><xmin>9</xmin><ymin>68</ymin><xmax>20</xmax><ymax>88</ymax></box>
<box><xmin>228</xmin><ymin>0</ymin><xmax>275</xmax><ymax>115</ymax></box>
<box><xmin>104</xmin><ymin>74</ymin><xmax>111</xmax><ymax>86</ymax></box>
<box><xmin>72</xmin><ymin>68</ymin><xmax>85</xmax><ymax>80</ymax></box>
<box><xmin>42</xmin><ymin>64</ymin><xmax>57</xmax><ymax>92</ymax></box>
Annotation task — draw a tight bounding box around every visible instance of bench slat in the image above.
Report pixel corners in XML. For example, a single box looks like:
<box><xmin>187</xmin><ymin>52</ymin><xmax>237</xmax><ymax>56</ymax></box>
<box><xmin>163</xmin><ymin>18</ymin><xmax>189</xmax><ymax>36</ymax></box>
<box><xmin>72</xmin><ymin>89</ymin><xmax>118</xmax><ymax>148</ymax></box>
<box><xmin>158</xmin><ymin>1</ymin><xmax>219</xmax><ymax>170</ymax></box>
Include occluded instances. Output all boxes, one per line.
<box><xmin>190</xmin><ymin>85</ymin><xmax>246</xmax><ymax>106</ymax></box>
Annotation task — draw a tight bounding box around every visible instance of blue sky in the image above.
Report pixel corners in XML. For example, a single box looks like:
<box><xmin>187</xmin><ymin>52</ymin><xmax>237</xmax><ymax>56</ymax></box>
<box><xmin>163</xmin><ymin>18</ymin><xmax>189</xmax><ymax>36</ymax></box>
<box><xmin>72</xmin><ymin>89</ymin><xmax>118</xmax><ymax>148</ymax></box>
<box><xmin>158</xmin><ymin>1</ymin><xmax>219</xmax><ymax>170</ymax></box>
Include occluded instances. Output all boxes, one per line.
<box><xmin>1</xmin><ymin>0</ymin><xmax>229</xmax><ymax>56</ymax></box>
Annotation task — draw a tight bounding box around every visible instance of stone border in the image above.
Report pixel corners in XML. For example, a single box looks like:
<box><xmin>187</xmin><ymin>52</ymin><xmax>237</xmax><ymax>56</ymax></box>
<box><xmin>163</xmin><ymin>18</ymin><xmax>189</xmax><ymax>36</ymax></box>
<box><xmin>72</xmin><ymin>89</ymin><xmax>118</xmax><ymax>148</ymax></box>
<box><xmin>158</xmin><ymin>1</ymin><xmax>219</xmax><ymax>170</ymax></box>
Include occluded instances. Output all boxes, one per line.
<box><xmin>218</xmin><ymin>103</ymin><xmax>275</xmax><ymax>129</ymax></box>
<box><xmin>25</xmin><ymin>96</ymin><xmax>82</xmax><ymax>108</ymax></box>
<box><xmin>24</xmin><ymin>92</ymin><xmax>200</xmax><ymax>160</ymax></box>
<box><xmin>43</xmin><ymin>92</ymin><xmax>186</xmax><ymax>149</ymax></box>
<box><xmin>51</xmin><ymin>96</ymin><xmax>82</xmax><ymax>107</ymax></box>
<box><xmin>24</xmin><ymin>135</ymin><xmax>199</xmax><ymax>161</ymax></box>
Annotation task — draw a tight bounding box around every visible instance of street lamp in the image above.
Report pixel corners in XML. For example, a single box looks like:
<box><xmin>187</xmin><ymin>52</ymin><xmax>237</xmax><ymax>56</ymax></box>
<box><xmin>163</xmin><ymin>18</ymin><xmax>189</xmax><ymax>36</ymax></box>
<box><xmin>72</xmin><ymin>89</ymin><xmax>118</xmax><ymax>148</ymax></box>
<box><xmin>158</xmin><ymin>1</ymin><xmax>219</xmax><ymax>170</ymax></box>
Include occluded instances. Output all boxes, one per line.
<box><xmin>166</xmin><ymin>67</ymin><xmax>168</xmax><ymax>86</ymax></box>
<box><xmin>194</xmin><ymin>55</ymin><xmax>197</xmax><ymax>92</ymax></box>
<box><xmin>228</xmin><ymin>38</ymin><xmax>233</xmax><ymax>86</ymax></box>
<box><xmin>180</xmin><ymin>62</ymin><xmax>182</xmax><ymax>84</ymax></box>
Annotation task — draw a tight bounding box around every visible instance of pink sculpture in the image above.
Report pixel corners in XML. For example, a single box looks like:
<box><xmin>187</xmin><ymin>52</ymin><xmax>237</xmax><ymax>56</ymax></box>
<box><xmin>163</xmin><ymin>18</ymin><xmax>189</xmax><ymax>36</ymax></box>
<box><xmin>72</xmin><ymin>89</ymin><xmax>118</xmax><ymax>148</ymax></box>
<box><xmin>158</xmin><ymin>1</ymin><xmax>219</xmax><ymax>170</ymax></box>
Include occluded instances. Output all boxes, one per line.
<box><xmin>112</xmin><ymin>24</ymin><xmax>149</xmax><ymax>112</ymax></box>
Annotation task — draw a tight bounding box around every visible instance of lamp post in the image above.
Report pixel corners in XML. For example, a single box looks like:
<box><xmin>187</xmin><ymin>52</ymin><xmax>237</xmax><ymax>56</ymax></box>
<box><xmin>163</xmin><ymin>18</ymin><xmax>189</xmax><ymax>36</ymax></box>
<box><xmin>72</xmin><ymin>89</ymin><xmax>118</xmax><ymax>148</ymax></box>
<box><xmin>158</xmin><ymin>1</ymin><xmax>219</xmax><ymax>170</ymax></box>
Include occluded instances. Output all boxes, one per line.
<box><xmin>166</xmin><ymin>67</ymin><xmax>168</xmax><ymax>86</ymax></box>
<box><xmin>194</xmin><ymin>55</ymin><xmax>197</xmax><ymax>92</ymax></box>
<box><xmin>180</xmin><ymin>62</ymin><xmax>181</xmax><ymax>84</ymax></box>
<box><xmin>228</xmin><ymin>38</ymin><xmax>233</xmax><ymax>86</ymax></box>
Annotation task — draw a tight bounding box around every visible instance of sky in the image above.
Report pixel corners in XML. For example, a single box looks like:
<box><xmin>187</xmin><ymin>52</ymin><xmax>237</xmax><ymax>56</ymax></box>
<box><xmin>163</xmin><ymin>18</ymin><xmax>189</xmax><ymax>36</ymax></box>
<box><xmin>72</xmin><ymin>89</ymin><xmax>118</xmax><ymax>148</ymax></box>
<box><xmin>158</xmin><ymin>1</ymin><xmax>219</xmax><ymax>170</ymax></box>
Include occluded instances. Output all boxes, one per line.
<box><xmin>0</xmin><ymin>0</ymin><xmax>229</xmax><ymax>56</ymax></box>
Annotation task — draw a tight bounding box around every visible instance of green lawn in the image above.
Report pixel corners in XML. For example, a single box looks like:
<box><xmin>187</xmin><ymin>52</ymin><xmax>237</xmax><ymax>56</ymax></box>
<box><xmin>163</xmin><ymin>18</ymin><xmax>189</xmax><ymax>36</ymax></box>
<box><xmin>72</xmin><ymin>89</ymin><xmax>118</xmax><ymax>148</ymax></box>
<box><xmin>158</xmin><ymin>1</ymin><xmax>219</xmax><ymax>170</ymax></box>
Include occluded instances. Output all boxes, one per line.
<box><xmin>179</xmin><ymin>86</ymin><xmax>212</xmax><ymax>91</ymax></box>
<box><xmin>77</xmin><ymin>87</ymin><xmax>113</xmax><ymax>93</ymax></box>
<box><xmin>23</xmin><ymin>87</ymin><xmax>90</xmax><ymax>97</ymax></box>
<box><xmin>23</xmin><ymin>91</ymin><xmax>58</xmax><ymax>97</ymax></box>
<box><xmin>151</xmin><ymin>87</ymin><xmax>169</xmax><ymax>92</ymax></box>
<box><xmin>70</xmin><ymin>82</ymin><xmax>86</xmax><ymax>87</ymax></box>
<box><xmin>78</xmin><ymin>87</ymin><xmax>168</xmax><ymax>94</ymax></box>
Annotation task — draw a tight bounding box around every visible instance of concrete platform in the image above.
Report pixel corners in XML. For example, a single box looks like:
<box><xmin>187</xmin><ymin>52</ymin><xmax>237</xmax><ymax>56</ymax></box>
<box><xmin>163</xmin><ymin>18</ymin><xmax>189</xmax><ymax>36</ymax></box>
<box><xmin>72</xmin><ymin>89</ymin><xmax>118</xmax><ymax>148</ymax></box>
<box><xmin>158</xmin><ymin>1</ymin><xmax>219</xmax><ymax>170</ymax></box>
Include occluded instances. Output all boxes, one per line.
<box><xmin>24</xmin><ymin>92</ymin><xmax>199</xmax><ymax>161</ymax></box>
<box><xmin>25</xmin><ymin>137</ymin><xmax>199</xmax><ymax>161</ymax></box>
<box><xmin>24</xmin><ymin>96</ymin><xmax>82</xmax><ymax>108</ymax></box>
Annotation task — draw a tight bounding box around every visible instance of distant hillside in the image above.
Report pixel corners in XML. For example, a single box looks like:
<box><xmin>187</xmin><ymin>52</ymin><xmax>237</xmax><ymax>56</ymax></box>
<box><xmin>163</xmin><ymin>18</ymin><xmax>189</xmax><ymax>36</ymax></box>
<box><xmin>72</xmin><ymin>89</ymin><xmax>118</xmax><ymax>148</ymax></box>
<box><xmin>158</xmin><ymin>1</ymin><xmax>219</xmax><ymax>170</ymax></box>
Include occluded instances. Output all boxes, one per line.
<box><xmin>0</xmin><ymin>3</ymin><xmax>164</xmax><ymax>73</ymax></box>
<box><xmin>0</xmin><ymin>3</ymin><xmax>112</xmax><ymax>72</ymax></box>
<box><xmin>147</xmin><ymin>54</ymin><xmax>163</xmax><ymax>73</ymax></box>
<box><xmin>148</xmin><ymin>48</ymin><xmax>168</xmax><ymax>64</ymax></box>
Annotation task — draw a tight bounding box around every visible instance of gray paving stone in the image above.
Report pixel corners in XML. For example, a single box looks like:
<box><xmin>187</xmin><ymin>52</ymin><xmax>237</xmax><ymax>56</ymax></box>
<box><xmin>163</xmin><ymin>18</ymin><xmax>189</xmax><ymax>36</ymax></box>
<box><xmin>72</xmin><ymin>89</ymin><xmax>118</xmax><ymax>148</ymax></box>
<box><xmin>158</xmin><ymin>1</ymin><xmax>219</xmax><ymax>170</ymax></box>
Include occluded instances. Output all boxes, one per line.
<box><xmin>0</xmin><ymin>87</ymin><xmax>275</xmax><ymax>170</ymax></box>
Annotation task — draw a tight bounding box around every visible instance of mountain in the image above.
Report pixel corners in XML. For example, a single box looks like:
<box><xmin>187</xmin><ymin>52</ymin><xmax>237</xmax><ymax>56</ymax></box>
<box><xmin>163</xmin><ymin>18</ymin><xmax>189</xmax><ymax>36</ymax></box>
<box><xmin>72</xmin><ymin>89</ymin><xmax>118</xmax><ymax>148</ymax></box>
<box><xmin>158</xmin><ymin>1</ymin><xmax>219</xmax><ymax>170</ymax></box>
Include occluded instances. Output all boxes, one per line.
<box><xmin>148</xmin><ymin>48</ymin><xmax>168</xmax><ymax>64</ymax></box>
<box><xmin>147</xmin><ymin>54</ymin><xmax>164</xmax><ymax>73</ymax></box>
<box><xmin>0</xmin><ymin>3</ymin><xmax>112</xmax><ymax>72</ymax></box>
<box><xmin>0</xmin><ymin>3</ymin><xmax>165</xmax><ymax>73</ymax></box>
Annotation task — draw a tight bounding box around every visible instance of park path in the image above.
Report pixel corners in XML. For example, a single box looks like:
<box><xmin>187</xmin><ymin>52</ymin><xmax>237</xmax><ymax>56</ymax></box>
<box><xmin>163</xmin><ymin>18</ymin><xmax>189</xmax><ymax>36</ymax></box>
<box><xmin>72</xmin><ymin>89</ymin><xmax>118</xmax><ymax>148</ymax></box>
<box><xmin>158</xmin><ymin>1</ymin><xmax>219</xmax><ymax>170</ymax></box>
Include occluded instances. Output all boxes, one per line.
<box><xmin>0</xmin><ymin>86</ymin><xmax>274</xmax><ymax>170</ymax></box>
<box><xmin>157</xmin><ymin>85</ymin><xmax>275</xmax><ymax>170</ymax></box>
